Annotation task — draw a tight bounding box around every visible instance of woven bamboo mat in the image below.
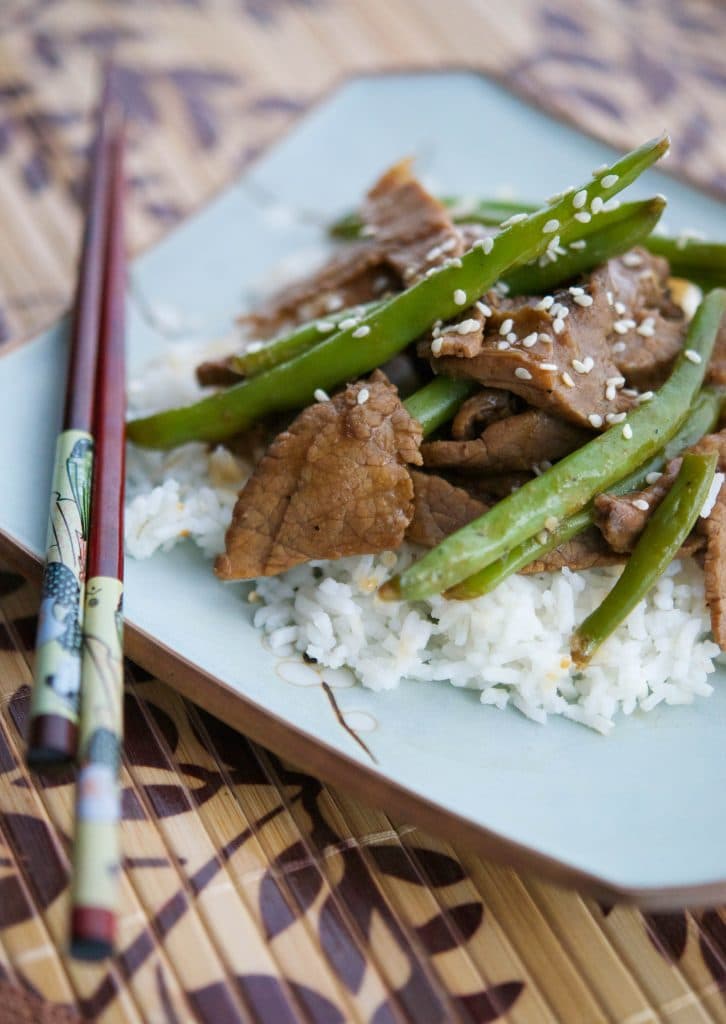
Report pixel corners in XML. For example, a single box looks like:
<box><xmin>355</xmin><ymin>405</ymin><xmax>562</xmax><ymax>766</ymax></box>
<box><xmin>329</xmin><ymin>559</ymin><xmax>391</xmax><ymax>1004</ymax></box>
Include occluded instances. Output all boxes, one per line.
<box><xmin>1</xmin><ymin>2</ymin><xmax>726</xmax><ymax>1021</ymax></box>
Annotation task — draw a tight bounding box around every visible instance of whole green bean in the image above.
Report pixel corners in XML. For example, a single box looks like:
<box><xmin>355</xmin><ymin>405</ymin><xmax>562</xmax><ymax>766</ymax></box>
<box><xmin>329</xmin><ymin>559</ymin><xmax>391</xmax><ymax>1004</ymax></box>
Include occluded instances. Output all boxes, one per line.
<box><xmin>230</xmin><ymin>301</ymin><xmax>380</xmax><ymax>378</ymax></box>
<box><xmin>571</xmin><ymin>450</ymin><xmax>718</xmax><ymax>666</ymax></box>
<box><xmin>446</xmin><ymin>388</ymin><xmax>723</xmax><ymax>599</ymax></box>
<box><xmin>128</xmin><ymin>134</ymin><xmax>669</xmax><ymax>449</ymax></box>
<box><xmin>379</xmin><ymin>288</ymin><xmax>726</xmax><ymax>601</ymax></box>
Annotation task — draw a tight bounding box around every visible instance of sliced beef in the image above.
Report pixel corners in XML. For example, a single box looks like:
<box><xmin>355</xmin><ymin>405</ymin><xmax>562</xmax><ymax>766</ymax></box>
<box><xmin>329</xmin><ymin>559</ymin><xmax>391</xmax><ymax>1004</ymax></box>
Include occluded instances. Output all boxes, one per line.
<box><xmin>448</xmin><ymin>472</ymin><xmax>533</xmax><ymax>501</ymax></box>
<box><xmin>589</xmin><ymin>249</ymin><xmax>686</xmax><ymax>390</ymax></box>
<box><xmin>241</xmin><ymin>159</ymin><xmax>460</xmax><ymax>336</ymax></box>
<box><xmin>700</xmin><ymin>490</ymin><xmax>726</xmax><ymax>647</ymax></box>
<box><xmin>520</xmin><ymin>527</ymin><xmax>626</xmax><ymax>574</ymax></box>
<box><xmin>450</xmin><ymin>389</ymin><xmax>520</xmax><ymax>439</ymax></box>
<box><xmin>706</xmin><ymin>315</ymin><xmax>726</xmax><ymax>389</ymax></box>
<box><xmin>594</xmin><ymin>459</ymin><xmax>682</xmax><ymax>553</ymax></box>
<box><xmin>407</xmin><ymin>471</ymin><xmax>488</xmax><ymax>548</ymax></box>
<box><xmin>422</xmin><ymin>409</ymin><xmax>590</xmax><ymax>474</ymax></box>
<box><xmin>197</xmin><ymin>357</ymin><xmax>243</xmax><ymax>388</ymax></box>
<box><xmin>422</xmin><ymin>285</ymin><xmax>635</xmax><ymax>429</ymax></box>
<box><xmin>215</xmin><ymin>372</ymin><xmax>422</xmax><ymax>580</ymax></box>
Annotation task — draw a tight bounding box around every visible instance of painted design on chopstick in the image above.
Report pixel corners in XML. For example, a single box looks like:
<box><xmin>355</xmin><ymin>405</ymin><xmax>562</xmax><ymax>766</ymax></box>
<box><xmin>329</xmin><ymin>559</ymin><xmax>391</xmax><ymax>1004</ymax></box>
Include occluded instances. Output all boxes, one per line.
<box><xmin>71</xmin><ymin>576</ymin><xmax>124</xmax><ymax>940</ymax></box>
<box><xmin>29</xmin><ymin>428</ymin><xmax>93</xmax><ymax>725</ymax></box>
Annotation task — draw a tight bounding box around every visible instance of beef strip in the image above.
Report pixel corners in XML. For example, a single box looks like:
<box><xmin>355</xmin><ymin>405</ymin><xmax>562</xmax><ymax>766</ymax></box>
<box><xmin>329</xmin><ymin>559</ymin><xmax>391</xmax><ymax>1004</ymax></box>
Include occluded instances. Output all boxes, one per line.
<box><xmin>406</xmin><ymin>471</ymin><xmax>488</xmax><ymax>548</ymax></box>
<box><xmin>589</xmin><ymin>249</ymin><xmax>685</xmax><ymax>390</ymax></box>
<box><xmin>215</xmin><ymin>371</ymin><xmax>423</xmax><ymax>579</ymax></box>
<box><xmin>519</xmin><ymin>527</ymin><xmax>626</xmax><ymax>574</ymax></box>
<box><xmin>241</xmin><ymin>159</ymin><xmax>461</xmax><ymax>337</ymax></box>
<box><xmin>706</xmin><ymin>315</ymin><xmax>726</xmax><ymax>389</ymax></box>
<box><xmin>594</xmin><ymin>459</ymin><xmax>682</xmax><ymax>553</ymax></box>
<box><xmin>422</xmin><ymin>408</ymin><xmax>590</xmax><ymax>474</ymax></box>
<box><xmin>450</xmin><ymin>389</ymin><xmax>520</xmax><ymax>439</ymax></box>
<box><xmin>422</xmin><ymin>285</ymin><xmax>635</xmax><ymax>429</ymax></box>
<box><xmin>197</xmin><ymin>358</ymin><xmax>244</xmax><ymax>388</ymax></box>
<box><xmin>700</xmin><ymin>489</ymin><xmax>726</xmax><ymax>646</ymax></box>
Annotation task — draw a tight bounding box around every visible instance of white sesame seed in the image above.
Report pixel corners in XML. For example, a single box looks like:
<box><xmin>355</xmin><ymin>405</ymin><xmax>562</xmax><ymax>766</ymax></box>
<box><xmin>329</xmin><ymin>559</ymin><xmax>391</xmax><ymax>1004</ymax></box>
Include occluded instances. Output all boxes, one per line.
<box><xmin>536</xmin><ymin>530</ymin><xmax>550</xmax><ymax>545</ymax></box>
<box><xmin>623</xmin><ymin>252</ymin><xmax>643</xmax><ymax>268</ymax></box>
<box><xmin>538</xmin><ymin>333</ymin><xmax>553</xmax><ymax>344</ymax></box>
<box><xmin>453</xmin><ymin>289</ymin><xmax>467</xmax><ymax>306</ymax></box>
<box><xmin>545</xmin><ymin>516</ymin><xmax>559</xmax><ymax>531</ymax></box>
<box><xmin>607</xmin><ymin>375</ymin><xmax>626</xmax><ymax>387</ymax></box>
<box><xmin>441</xmin><ymin>237</ymin><xmax>458</xmax><ymax>253</ymax></box>
<box><xmin>536</xmin><ymin>295</ymin><xmax>555</xmax><ymax>311</ymax></box>
<box><xmin>506</xmin><ymin>332</ymin><xmax>518</xmax><ymax>343</ymax></box>
<box><xmin>501</xmin><ymin>212</ymin><xmax>528</xmax><ymax>226</ymax></box>
<box><xmin>482</xmin><ymin>236</ymin><xmax>494</xmax><ymax>254</ymax></box>
<box><xmin>637</xmin><ymin>317</ymin><xmax>655</xmax><ymax>337</ymax></box>
<box><xmin>446</xmin><ymin>257</ymin><xmax>463</xmax><ymax>269</ymax></box>
<box><xmin>494</xmin><ymin>281</ymin><xmax>510</xmax><ymax>296</ymax></box>
<box><xmin>425</xmin><ymin>244</ymin><xmax>443</xmax><ymax>261</ymax></box>
<box><xmin>431</xmin><ymin>338</ymin><xmax>443</xmax><ymax>355</ymax></box>
<box><xmin>601</xmin><ymin>173</ymin><xmax>619</xmax><ymax>188</ymax></box>
<box><xmin>475</xmin><ymin>301</ymin><xmax>492</xmax><ymax>317</ymax></box>
<box><xmin>499</xmin><ymin>318</ymin><xmax>514</xmax><ymax>335</ymax></box>
<box><xmin>646</xmin><ymin>472</ymin><xmax>662</xmax><ymax>485</ymax></box>
<box><xmin>622</xmin><ymin>424</ymin><xmax>633</xmax><ymax>440</ymax></box>
<box><xmin>588</xmin><ymin>413</ymin><xmax>604</xmax><ymax>428</ymax></box>
<box><xmin>455</xmin><ymin>318</ymin><xmax>481</xmax><ymax>335</ymax></box>
<box><xmin>636</xmin><ymin>391</ymin><xmax>654</xmax><ymax>403</ymax></box>
<box><xmin>632</xmin><ymin>498</ymin><xmax>650</xmax><ymax>511</ymax></box>
<box><xmin>522</xmin><ymin>332</ymin><xmax>538</xmax><ymax>348</ymax></box>
<box><xmin>606</xmin><ymin>385</ymin><xmax>617</xmax><ymax>401</ymax></box>
<box><xmin>570</xmin><ymin>239</ymin><xmax>587</xmax><ymax>250</ymax></box>
<box><xmin>496</xmin><ymin>340</ymin><xmax>510</xmax><ymax>350</ymax></box>
<box><xmin>574</xmin><ymin>211</ymin><xmax>592</xmax><ymax>224</ymax></box>
<box><xmin>353</xmin><ymin>325</ymin><xmax>370</xmax><ymax>338</ymax></box>
<box><xmin>574</xmin><ymin>294</ymin><xmax>594</xmax><ymax>307</ymax></box>
<box><xmin>543</xmin><ymin>218</ymin><xmax>560</xmax><ymax>233</ymax></box>
<box><xmin>621</xmin><ymin>388</ymin><xmax>638</xmax><ymax>397</ymax></box>
<box><xmin>685</xmin><ymin>348</ymin><xmax>702</xmax><ymax>364</ymax></box>
<box><xmin>573</xmin><ymin>190</ymin><xmax>588</xmax><ymax>209</ymax></box>
<box><xmin>314</xmin><ymin>388</ymin><xmax>330</xmax><ymax>402</ymax></box>
<box><xmin>316</xmin><ymin>320</ymin><xmax>336</xmax><ymax>333</ymax></box>
<box><xmin>357</xmin><ymin>388</ymin><xmax>370</xmax><ymax>405</ymax></box>
<box><xmin>553</xmin><ymin>317</ymin><xmax>566</xmax><ymax>334</ymax></box>
<box><xmin>614</xmin><ymin>301</ymin><xmax>627</xmax><ymax>315</ymax></box>
<box><xmin>593</xmin><ymin>163</ymin><xmax>608</xmax><ymax>175</ymax></box>
<box><xmin>569</xmin><ymin>286</ymin><xmax>585</xmax><ymax>296</ymax></box>
<box><xmin>572</xmin><ymin>358</ymin><xmax>588</xmax><ymax>374</ymax></box>
<box><xmin>325</xmin><ymin>294</ymin><xmax>344</xmax><ymax>312</ymax></box>
<box><xmin>612</xmin><ymin>341</ymin><xmax>626</xmax><ymax>353</ymax></box>
<box><xmin>562</xmin><ymin>371</ymin><xmax>575</xmax><ymax>388</ymax></box>
<box><xmin>515</xmin><ymin>367</ymin><xmax>533</xmax><ymax>380</ymax></box>
<box><xmin>606</xmin><ymin>290</ymin><xmax>614</xmax><ymax>305</ymax></box>
<box><xmin>425</xmin><ymin>267</ymin><xmax>439</xmax><ymax>278</ymax></box>
<box><xmin>601</xmin><ymin>197</ymin><xmax>620</xmax><ymax>212</ymax></box>
<box><xmin>338</xmin><ymin>316</ymin><xmax>359</xmax><ymax>330</ymax></box>
<box><xmin>606</xmin><ymin>412</ymin><xmax>627</xmax><ymax>424</ymax></box>
<box><xmin>613</xmin><ymin>319</ymin><xmax>634</xmax><ymax>334</ymax></box>
<box><xmin>541</xmin><ymin>362</ymin><xmax>558</xmax><ymax>371</ymax></box>
<box><xmin>590</xmin><ymin>196</ymin><xmax>604</xmax><ymax>214</ymax></box>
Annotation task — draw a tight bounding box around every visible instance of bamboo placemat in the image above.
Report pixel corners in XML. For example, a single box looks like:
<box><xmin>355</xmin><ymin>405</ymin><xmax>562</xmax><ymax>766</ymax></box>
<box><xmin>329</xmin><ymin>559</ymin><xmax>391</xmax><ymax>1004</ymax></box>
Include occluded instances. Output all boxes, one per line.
<box><xmin>1</xmin><ymin>2</ymin><xmax>726</xmax><ymax>1021</ymax></box>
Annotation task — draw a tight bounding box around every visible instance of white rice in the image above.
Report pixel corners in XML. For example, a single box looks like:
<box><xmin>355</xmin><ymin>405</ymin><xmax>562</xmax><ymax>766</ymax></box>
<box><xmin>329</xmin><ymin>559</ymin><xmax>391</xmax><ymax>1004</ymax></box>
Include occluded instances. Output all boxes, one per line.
<box><xmin>125</xmin><ymin>334</ymin><xmax>722</xmax><ymax>735</ymax></box>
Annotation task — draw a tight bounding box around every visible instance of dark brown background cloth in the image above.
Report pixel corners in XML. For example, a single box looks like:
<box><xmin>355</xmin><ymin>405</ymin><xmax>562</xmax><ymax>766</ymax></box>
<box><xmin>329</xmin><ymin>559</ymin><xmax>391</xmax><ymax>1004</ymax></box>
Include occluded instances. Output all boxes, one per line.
<box><xmin>1</xmin><ymin>2</ymin><xmax>726</xmax><ymax>1021</ymax></box>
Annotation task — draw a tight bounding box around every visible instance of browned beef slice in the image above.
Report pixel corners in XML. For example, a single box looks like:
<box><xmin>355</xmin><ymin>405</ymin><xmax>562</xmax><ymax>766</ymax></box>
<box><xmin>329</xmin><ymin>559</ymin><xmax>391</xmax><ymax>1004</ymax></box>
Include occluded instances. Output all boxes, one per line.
<box><xmin>215</xmin><ymin>372</ymin><xmax>423</xmax><ymax>580</ymax></box>
<box><xmin>406</xmin><ymin>471</ymin><xmax>488</xmax><ymax>548</ymax></box>
<box><xmin>196</xmin><ymin>358</ymin><xmax>244</xmax><ymax>387</ymax></box>
<box><xmin>422</xmin><ymin>409</ymin><xmax>590</xmax><ymax>474</ymax></box>
<box><xmin>589</xmin><ymin>249</ymin><xmax>685</xmax><ymax>390</ymax></box>
<box><xmin>448</xmin><ymin>472</ymin><xmax>533</xmax><ymax>500</ymax></box>
<box><xmin>706</xmin><ymin>315</ymin><xmax>726</xmax><ymax>388</ymax></box>
<box><xmin>594</xmin><ymin>459</ymin><xmax>682</xmax><ymax>553</ymax></box>
<box><xmin>520</xmin><ymin>527</ymin><xmax>626</xmax><ymax>574</ymax></box>
<box><xmin>700</xmin><ymin>490</ymin><xmax>726</xmax><ymax>647</ymax></box>
<box><xmin>450</xmin><ymin>389</ymin><xmax>520</xmax><ymax>439</ymax></box>
<box><xmin>422</xmin><ymin>286</ymin><xmax>634</xmax><ymax>429</ymax></box>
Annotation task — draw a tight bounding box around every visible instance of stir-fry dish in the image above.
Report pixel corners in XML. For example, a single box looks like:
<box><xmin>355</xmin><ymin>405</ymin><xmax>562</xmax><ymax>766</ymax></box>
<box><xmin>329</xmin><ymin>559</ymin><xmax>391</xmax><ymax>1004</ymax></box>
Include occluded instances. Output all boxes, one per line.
<box><xmin>126</xmin><ymin>134</ymin><xmax>726</xmax><ymax>732</ymax></box>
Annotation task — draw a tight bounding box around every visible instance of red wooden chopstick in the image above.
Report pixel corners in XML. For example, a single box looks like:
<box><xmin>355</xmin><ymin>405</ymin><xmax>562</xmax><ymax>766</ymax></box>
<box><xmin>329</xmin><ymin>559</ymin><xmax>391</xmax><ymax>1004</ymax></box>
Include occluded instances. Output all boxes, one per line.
<box><xmin>70</xmin><ymin>115</ymin><xmax>127</xmax><ymax>960</ymax></box>
<box><xmin>27</xmin><ymin>73</ymin><xmax>123</xmax><ymax>769</ymax></box>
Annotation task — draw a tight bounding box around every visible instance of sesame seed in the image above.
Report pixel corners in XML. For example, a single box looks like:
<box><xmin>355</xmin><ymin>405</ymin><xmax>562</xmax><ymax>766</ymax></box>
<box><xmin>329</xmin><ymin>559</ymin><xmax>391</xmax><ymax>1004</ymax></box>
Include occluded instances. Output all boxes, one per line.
<box><xmin>607</xmin><ymin>375</ymin><xmax>626</xmax><ymax>387</ymax></box>
<box><xmin>562</xmin><ymin>371</ymin><xmax>575</xmax><ymax>388</ymax></box>
<box><xmin>572</xmin><ymin>358</ymin><xmax>587</xmax><ymax>374</ymax></box>
<box><xmin>588</xmin><ymin>413</ymin><xmax>604</xmax><ymax>428</ymax></box>
<box><xmin>685</xmin><ymin>348</ymin><xmax>702</xmax><ymax>364</ymax></box>
<box><xmin>637</xmin><ymin>317</ymin><xmax>655</xmax><ymax>337</ymax></box>
<box><xmin>569</xmin><ymin>286</ymin><xmax>585</xmax><ymax>296</ymax></box>
<box><xmin>497</xmin><ymin>340</ymin><xmax>510</xmax><ymax>350</ymax></box>
<box><xmin>536</xmin><ymin>530</ymin><xmax>550</xmax><ymax>545</ymax></box>
<box><xmin>338</xmin><ymin>316</ymin><xmax>359</xmax><ymax>330</ymax></box>
<box><xmin>325</xmin><ymin>294</ymin><xmax>344</xmax><ymax>312</ymax></box>
<box><xmin>506</xmin><ymin>332</ymin><xmax>518</xmax><ymax>343</ymax></box>
<box><xmin>574</xmin><ymin>294</ymin><xmax>594</xmax><ymax>307</ymax></box>
<box><xmin>441</xmin><ymin>237</ymin><xmax>458</xmax><ymax>253</ymax></box>
<box><xmin>606</xmin><ymin>412</ymin><xmax>627</xmax><ymax>424</ymax></box>
<box><xmin>613</xmin><ymin>319</ymin><xmax>635</xmax><ymax>334</ymax></box>
<box><xmin>501</xmin><ymin>212</ymin><xmax>528</xmax><ymax>226</ymax></box>
<box><xmin>455</xmin><ymin>318</ymin><xmax>480</xmax><ymax>335</ymax></box>
<box><xmin>622</xmin><ymin>424</ymin><xmax>633</xmax><ymax>440</ymax></box>
<box><xmin>482</xmin><ymin>236</ymin><xmax>494</xmax><ymax>254</ymax></box>
<box><xmin>522</xmin><ymin>332</ymin><xmax>538</xmax><ymax>347</ymax></box>
<box><xmin>646</xmin><ymin>471</ymin><xmax>662</xmax><ymax>485</ymax></box>
<box><xmin>545</xmin><ymin>516</ymin><xmax>559</xmax><ymax>531</ymax></box>
<box><xmin>316</xmin><ymin>320</ymin><xmax>336</xmax><ymax>333</ymax></box>
<box><xmin>574</xmin><ymin>211</ymin><xmax>592</xmax><ymax>223</ymax></box>
<box><xmin>425</xmin><ymin>244</ymin><xmax>443</xmax><ymax>261</ymax></box>
<box><xmin>590</xmin><ymin>196</ymin><xmax>604</xmax><ymax>214</ymax></box>
<box><xmin>605</xmin><ymin>385</ymin><xmax>617</xmax><ymax>401</ymax></box>
<box><xmin>601</xmin><ymin>173</ymin><xmax>619</xmax><ymax>188</ymax></box>
<box><xmin>538</xmin><ymin>333</ymin><xmax>553</xmax><ymax>344</ymax></box>
<box><xmin>353</xmin><ymin>325</ymin><xmax>370</xmax><ymax>338</ymax></box>
<box><xmin>623</xmin><ymin>252</ymin><xmax>643</xmax><ymax>268</ymax></box>
<box><xmin>357</xmin><ymin>388</ymin><xmax>370</xmax><ymax>405</ymax></box>
<box><xmin>431</xmin><ymin>338</ymin><xmax>443</xmax><ymax>355</ymax></box>
<box><xmin>541</xmin><ymin>362</ymin><xmax>558</xmax><ymax>370</ymax></box>
<box><xmin>622</xmin><ymin>388</ymin><xmax>638</xmax><ymax>398</ymax></box>
<box><xmin>543</xmin><ymin>218</ymin><xmax>560</xmax><ymax>233</ymax></box>
<box><xmin>606</xmin><ymin>290</ymin><xmax>614</xmax><ymax>305</ymax></box>
<box><xmin>476</xmin><ymin>301</ymin><xmax>492</xmax><ymax>317</ymax></box>
<box><xmin>601</xmin><ymin>198</ymin><xmax>620</xmax><ymax>213</ymax></box>
<box><xmin>453</xmin><ymin>289</ymin><xmax>467</xmax><ymax>305</ymax></box>
<box><xmin>553</xmin><ymin>317</ymin><xmax>565</xmax><ymax>334</ymax></box>
<box><xmin>515</xmin><ymin>367</ymin><xmax>532</xmax><ymax>380</ymax></box>
<box><xmin>425</xmin><ymin>267</ymin><xmax>439</xmax><ymax>278</ymax></box>
<box><xmin>593</xmin><ymin>163</ymin><xmax>608</xmax><ymax>175</ymax></box>
<box><xmin>570</xmin><ymin>239</ymin><xmax>587</xmax><ymax>250</ymax></box>
<box><xmin>536</xmin><ymin>295</ymin><xmax>555</xmax><ymax>311</ymax></box>
<box><xmin>632</xmin><ymin>498</ymin><xmax>650</xmax><ymax>511</ymax></box>
<box><xmin>614</xmin><ymin>301</ymin><xmax>627</xmax><ymax>315</ymax></box>
<box><xmin>499</xmin><ymin>318</ymin><xmax>514</xmax><ymax>335</ymax></box>
<box><xmin>447</xmin><ymin>257</ymin><xmax>463</xmax><ymax>269</ymax></box>
<box><xmin>573</xmin><ymin>189</ymin><xmax>588</xmax><ymax>209</ymax></box>
<box><xmin>612</xmin><ymin>341</ymin><xmax>626</xmax><ymax>353</ymax></box>
<box><xmin>314</xmin><ymin>388</ymin><xmax>330</xmax><ymax>402</ymax></box>
<box><xmin>636</xmin><ymin>391</ymin><xmax>654</xmax><ymax>403</ymax></box>
<box><xmin>494</xmin><ymin>281</ymin><xmax>510</xmax><ymax>296</ymax></box>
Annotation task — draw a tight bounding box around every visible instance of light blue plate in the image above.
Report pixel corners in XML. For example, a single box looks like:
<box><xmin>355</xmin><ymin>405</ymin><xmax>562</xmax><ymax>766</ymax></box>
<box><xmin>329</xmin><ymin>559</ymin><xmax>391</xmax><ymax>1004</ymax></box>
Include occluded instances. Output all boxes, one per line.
<box><xmin>3</xmin><ymin>72</ymin><xmax>726</xmax><ymax>907</ymax></box>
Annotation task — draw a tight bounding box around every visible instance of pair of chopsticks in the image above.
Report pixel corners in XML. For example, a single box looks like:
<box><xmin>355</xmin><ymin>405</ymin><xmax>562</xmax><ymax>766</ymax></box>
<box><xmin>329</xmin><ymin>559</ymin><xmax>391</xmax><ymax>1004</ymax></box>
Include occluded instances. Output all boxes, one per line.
<box><xmin>26</xmin><ymin>72</ymin><xmax>127</xmax><ymax>960</ymax></box>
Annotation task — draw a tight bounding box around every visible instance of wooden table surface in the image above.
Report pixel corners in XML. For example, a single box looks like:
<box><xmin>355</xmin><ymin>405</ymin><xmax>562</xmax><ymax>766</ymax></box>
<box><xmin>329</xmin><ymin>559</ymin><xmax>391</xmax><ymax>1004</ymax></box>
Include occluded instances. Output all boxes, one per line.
<box><xmin>1</xmin><ymin>2</ymin><xmax>726</xmax><ymax>1021</ymax></box>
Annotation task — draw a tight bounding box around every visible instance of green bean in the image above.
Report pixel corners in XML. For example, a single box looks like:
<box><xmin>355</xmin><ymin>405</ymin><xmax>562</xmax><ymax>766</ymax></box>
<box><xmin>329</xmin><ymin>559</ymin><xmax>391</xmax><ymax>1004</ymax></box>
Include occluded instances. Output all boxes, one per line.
<box><xmin>379</xmin><ymin>288</ymin><xmax>726</xmax><ymax>601</ymax></box>
<box><xmin>230</xmin><ymin>301</ymin><xmax>380</xmax><ymax>378</ymax></box>
<box><xmin>446</xmin><ymin>388</ymin><xmax>723</xmax><ymax>599</ymax></box>
<box><xmin>504</xmin><ymin>198</ymin><xmax>664</xmax><ymax>296</ymax></box>
<box><xmin>127</xmin><ymin>134</ymin><xmax>669</xmax><ymax>450</ymax></box>
<box><xmin>571</xmin><ymin>450</ymin><xmax>718</xmax><ymax>666</ymax></box>
<box><xmin>403</xmin><ymin>377</ymin><xmax>477</xmax><ymax>436</ymax></box>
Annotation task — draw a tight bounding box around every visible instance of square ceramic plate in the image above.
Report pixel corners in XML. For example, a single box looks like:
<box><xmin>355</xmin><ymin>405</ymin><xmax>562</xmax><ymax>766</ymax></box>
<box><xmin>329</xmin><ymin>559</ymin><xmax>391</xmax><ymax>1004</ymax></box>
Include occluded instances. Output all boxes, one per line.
<box><xmin>2</xmin><ymin>71</ymin><xmax>726</xmax><ymax>909</ymax></box>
